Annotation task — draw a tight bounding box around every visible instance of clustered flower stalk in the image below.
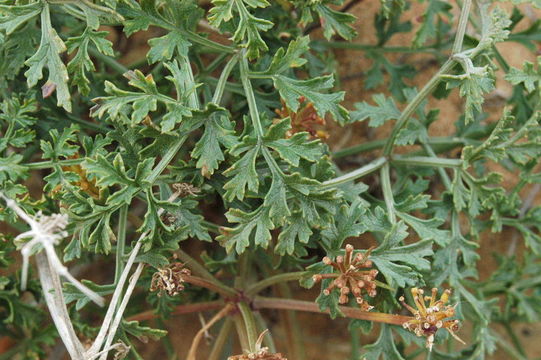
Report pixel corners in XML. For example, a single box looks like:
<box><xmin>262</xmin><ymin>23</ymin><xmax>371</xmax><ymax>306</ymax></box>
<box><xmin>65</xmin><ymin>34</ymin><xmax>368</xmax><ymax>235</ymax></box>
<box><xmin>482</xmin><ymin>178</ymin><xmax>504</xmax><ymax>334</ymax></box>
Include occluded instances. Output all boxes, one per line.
<box><xmin>400</xmin><ymin>287</ymin><xmax>465</xmax><ymax>350</ymax></box>
<box><xmin>313</xmin><ymin>244</ymin><xmax>378</xmax><ymax>311</ymax></box>
<box><xmin>145</xmin><ymin>244</ymin><xmax>465</xmax><ymax>357</ymax></box>
<box><xmin>308</xmin><ymin>245</ymin><xmax>464</xmax><ymax>351</ymax></box>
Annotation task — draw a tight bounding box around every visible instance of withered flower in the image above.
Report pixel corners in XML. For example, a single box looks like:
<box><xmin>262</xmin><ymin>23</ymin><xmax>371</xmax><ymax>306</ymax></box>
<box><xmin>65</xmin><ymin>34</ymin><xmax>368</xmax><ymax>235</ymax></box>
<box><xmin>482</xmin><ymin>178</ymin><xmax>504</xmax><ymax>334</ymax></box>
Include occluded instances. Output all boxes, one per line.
<box><xmin>228</xmin><ymin>330</ymin><xmax>287</xmax><ymax>360</ymax></box>
<box><xmin>313</xmin><ymin>244</ymin><xmax>378</xmax><ymax>311</ymax></box>
<box><xmin>400</xmin><ymin>288</ymin><xmax>465</xmax><ymax>351</ymax></box>
<box><xmin>113</xmin><ymin>341</ymin><xmax>130</xmax><ymax>360</ymax></box>
<box><xmin>150</xmin><ymin>263</ymin><xmax>191</xmax><ymax>297</ymax></box>
<box><xmin>172</xmin><ymin>182</ymin><xmax>200</xmax><ymax>197</ymax></box>
<box><xmin>274</xmin><ymin>96</ymin><xmax>328</xmax><ymax>140</ymax></box>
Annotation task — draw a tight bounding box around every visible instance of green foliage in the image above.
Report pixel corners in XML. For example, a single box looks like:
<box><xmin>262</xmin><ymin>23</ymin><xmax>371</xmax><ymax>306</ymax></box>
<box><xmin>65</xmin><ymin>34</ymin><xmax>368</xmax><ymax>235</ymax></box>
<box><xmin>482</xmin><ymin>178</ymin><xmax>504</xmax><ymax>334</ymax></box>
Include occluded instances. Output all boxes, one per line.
<box><xmin>0</xmin><ymin>0</ymin><xmax>540</xmax><ymax>359</ymax></box>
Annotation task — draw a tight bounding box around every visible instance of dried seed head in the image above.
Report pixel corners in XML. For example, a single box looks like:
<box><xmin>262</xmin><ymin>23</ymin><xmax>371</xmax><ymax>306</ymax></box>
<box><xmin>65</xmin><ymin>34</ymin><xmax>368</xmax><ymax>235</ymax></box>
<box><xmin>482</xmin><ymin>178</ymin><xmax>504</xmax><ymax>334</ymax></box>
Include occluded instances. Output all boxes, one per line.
<box><xmin>113</xmin><ymin>341</ymin><xmax>130</xmax><ymax>360</ymax></box>
<box><xmin>150</xmin><ymin>263</ymin><xmax>191</xmax><ymax>297</ymax></box>
<box><xmin>400</xmin><ymin>287</ymin><xmax>465</xmax><ymax>351</ymax></box>
<box><xmin>172</xmin><ymin>183</ymin><xmax>200</xmax><ymax>197</ymax></box>
<box><xmin>313</xmin><ymin>245</ymin><xmax>379</xmax><ymax>311</ymax></box>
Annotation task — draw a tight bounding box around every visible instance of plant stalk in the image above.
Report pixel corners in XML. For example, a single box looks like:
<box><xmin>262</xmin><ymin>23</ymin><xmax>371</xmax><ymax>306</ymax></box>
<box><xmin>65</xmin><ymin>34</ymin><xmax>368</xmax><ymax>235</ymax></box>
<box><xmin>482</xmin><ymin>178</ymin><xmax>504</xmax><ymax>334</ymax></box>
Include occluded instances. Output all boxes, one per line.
<box><xmin>187</xmin><ymin>305</ymin><xmax>232</xmax><ymax>360</ymax></box>
<box><xmin>238</xmin><ymin>302</ymin><xmax>258</xmax><ymax>352</ymax></box>
<box><xmin>246</xmin><ymin>271</ymin><xmax>308</xmax><ymax>296</ymax></box>
<box><xmin>321</xmin><ymin>157</ymin><xmax>387</xmax><ymax>188</ymax></box>
<box><xmin>391</xmin><ymin>155</ymin><xmax>462</xmax><ymax>168</ymax></box>
<box><xmin>128</xmin><ymin>300</ymin><xmax>225</xmax><ymax>322</ymax></box>
<box><xmin>183</xmin><ymin>275</ymin><xmax>238</xmax><ymax>298</ymax></box>
<box><xmin>208</xmin><ymin>318</ymin><xmax>234</xmax><ymax>360</ymax></box>
<box><xmin>380</xmin><ymin>162</ymin><xmax>396</xmax><ymax>224</ymax></box>
<box><xmin>253</xmin><ymin>297</ymin><xmax>412</xmax><ymax>325</ymax></box>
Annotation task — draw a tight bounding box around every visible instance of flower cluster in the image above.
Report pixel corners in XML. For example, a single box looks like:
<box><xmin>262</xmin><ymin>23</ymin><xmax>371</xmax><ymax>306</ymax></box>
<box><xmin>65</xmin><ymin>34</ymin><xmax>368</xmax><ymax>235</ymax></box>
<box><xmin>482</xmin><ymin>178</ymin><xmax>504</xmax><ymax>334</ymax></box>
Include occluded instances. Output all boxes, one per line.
<box><xmin>313</xmin><ymin>244</ymin><xmax>378</xmax><ymax>311</ymax></box>
<box><xmin>150</xmin><ymin>263</ymin><xmax>191</xmax><ymax>297</ymax></box>
<box><xmin>400</xmin><ymin>288</ymin><xmax>464</xmax><ymax>351</ymax></box>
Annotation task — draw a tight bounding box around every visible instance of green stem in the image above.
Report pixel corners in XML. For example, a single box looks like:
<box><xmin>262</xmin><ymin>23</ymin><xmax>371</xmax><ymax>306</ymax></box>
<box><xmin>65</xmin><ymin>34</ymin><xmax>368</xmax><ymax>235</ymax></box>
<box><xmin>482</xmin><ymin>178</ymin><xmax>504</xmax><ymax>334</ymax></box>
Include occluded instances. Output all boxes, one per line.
<box><xmin>128</xmin><ymin>300</ymin><xmax>224</xmax><ymax>322</ymax></box>
<box><xmin>422</xmin><ymin>143</ymin><xmax>452</xmax><ymax>189</ymax></box>
<box><xmin>212</xmin><ymin>54</ymin><xmax>239</xmax><ymax>105</ymax></box>
<box><xmin>184</xmin><ymin>30</ymin><xmax>235</xmax><ymax>54</ymax></box>
<box><xmin>183</xmin><ymin>275</ymin><xmax>238</xmax><ymax>298</ymax></box>
<box><xmin>67</xmin><ymin>113</ymin><xmax>112</xmax><ymax>133</ymax></box>
<box><xmin>452</xmin><ymin>0</ymin><xmax>472</xmax><ymax>54</ymax></box>
<box><xmin>148</xmin><ymin>136</ymin><xmax>188</xmax><ymax>183</ymax></box>
<box><xmin>88</xmin><ymin>47</ymin><xmax>129</xmax><ymax>75</ymax></box>
<box><xmin>202</xmin><ymin>220</ymin><xmax>221</xmax><ymax>234</ymax></box>
<box><xmin>157</xmin><ymin>318</ymin><xmax>178</xmax><ymax>360</ymax></box>
<box><xmin>333</xmin><ymin>139</ymin><xmax>387</xmax><ymax>158</ymax></box>
<box><xmin>334</xmin><ymin>128</ymin><xmax>494</xmax><ymax>159</ymax></box>
<box><xmin>180</xmin><ymin>55</ymin><xmax>200</xmax><ymax>109</ymax></box>
<box><xmin>315</xmin><ymin>40</ymin><xmax>451</xmax><ymax>54</ymax></box>
<box><xmin>253</xmin><ymin>313</ymin><xmax>277</xmax><ymax>353</ymax></box>
<box><xmin>24</xmin><ymin>158</ymin><xmax>83</xmax><ymax>170</ymax></box>
<box><xmin>382</xmin><ymin>59</ymin><xmax>455</xmax><ymax>156</ymax></box>
<box><xmin>321</xmin><ymin>157</ymin><xmax>387</xmax><ymax>188</ymax></box>
<box><xmin>176</xmin><ymin>249</ymin><xmax>217</xmax><ymax>282</ymax></box>
<box><xmin>238</xmin><ymin>302</ymin><xmax>258</xmax><ymax>352</ymax></box>
<box><xmin>114</xmin><ymin>204</ymin><xmax>128</xmax><ymax>284</ymax></box>
<box><xmin>246</xmin><ymin>271</ymin><xmax>308</xmax><ymax>296</ymax></box>
<box><xmin>501</xmin><ymin>323</ymin><xmax>528</xmax><ymax>359</ymax></box>
<box><xmin>239</xmin><ymin>51</ymin><xmax>265</xmax><ymax>137</ymax></box>
<box><xmin>233</xmin><ymin>314</ymin><xmax>250</xmax><ymax>351</ymax></box>
<box><xmin>275</xmin><ymin>282</ymin><xmax>305</xmax><ymax>360</ymax></box>
<box><xmin>391</xmin><ymin>155</ymin><xmax>462</xmax><ymax>168</ymax></box>
<box><xmin>380</xmin><ymin>162</ymin><xmax>396</xmax><ymax>224</ymax></box>
<box><xmin>492</xmin><ymin>45</ymin><xmax>510</xmax><ymax>73</ymax></box>
<box><xmin>204</xmin><ymin>53</ymin><xmax>229</xmax><ymax>75</ymax></box>
<box><xmin>208</xmin><ymin>318</ymin><xmax>233</xmax><ymax>360</ymax></box>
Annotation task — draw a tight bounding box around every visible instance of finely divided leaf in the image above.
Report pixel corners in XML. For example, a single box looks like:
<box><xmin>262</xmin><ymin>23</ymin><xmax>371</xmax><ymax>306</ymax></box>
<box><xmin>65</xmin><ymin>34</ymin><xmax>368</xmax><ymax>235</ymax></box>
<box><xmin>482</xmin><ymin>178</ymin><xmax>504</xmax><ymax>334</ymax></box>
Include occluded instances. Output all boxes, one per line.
<box><xmin>192</xmin><ymin>111</ymin><xmax>238</xmax><ymax>177</ymax></box>
<box><xmin>223</xmin><ymin>142</ymin><xmax>260</xmax><ymax>201</ymax></box>
<box><xmin>273</xmin><ymin>75</ymin><xmax>349</xmax><ymax>125</ymax></box>
<box><xmin>24</xmin><ymin>3</ymin><xmax>71</xmax><ymax>111</ymax></box>
<box><xmin>147</xmin><ymin>31</ymin><xmax>191</xmax><ymax>63</ymax></box>
<box><xmin>67</xmin><ymin>29</ymin><xmax>114</xmax><ymax>95</ymax></box>
<box><xmin>412</xmin><ymin>0</ymin><xmax>452</xmax><ymax>48</ymax></box>
<box><xmin>266</xmin><ymin>36</ymin><xmax>310</xmax><ymax>74</ymax></box>
<box><xmin>218</xmin><ymin>206</ymin><xmax>274</xmax><ymax>253</ymax></box>
<box><xmin>397</xmin><ymin>211</ymin><xmax>451</xmax><ymax>246</ymax></box>
<box><xmin>314</xmin><ymin>4</ymin><xmax>357</xmax><ymax>40</ymax></box>
<box><xmin>0</xmin><ymin>3</ymin><xmax>42</xmax><ymax>35</ymax></box>
<box><xmin>352</xmin><ymin>94</ymin><xmax>401</xmax><ymax>127</ymax></box>
<box><xmin>505</xmin><ymin>60</ymin><xmax>540</xmax><ymax>93</ymax></box>
<box><xmin>362</xmin><ymin>325</ymin><xmax>405</xmax><ymax>360</ymax></box>
<box><xmin>371</xmin><ymin>221</ymin><xmax>433</xmax><ymax>288</ymax></box>
<box><xmin>264</xmin><ymin>118</ymin><xmax>322</xmax><ymax>166</ymax></box>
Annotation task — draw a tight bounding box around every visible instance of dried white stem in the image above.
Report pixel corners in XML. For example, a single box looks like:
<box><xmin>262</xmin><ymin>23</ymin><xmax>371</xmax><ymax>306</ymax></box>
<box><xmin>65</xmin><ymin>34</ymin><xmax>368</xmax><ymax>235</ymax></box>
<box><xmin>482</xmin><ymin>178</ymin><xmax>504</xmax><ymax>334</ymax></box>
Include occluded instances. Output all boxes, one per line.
<box><xmin>0</xmin><ymin>191</ymin><xmax>104</xmax><ymax>306</ymax></box>
<box><xmin>98</xmin><ymin>263</ymin><xmax>145</xmax><ymax>360</ymax></box>
<box><xmin>88</xmin><ymin>190</ymin><xmax>182</xmax><ymax>358</ymax></box>
<box><xmin>1</xmin><ymin>189</ymin><xmax>183</xmax><ymax>360</ymax></box>
<box><xmin>43</xmin><ymin>242</ymin><xmax>104</xmax><ymax>306</ymax></box>
<box><xmin>36</xmin><ymin>252</ymin><xmax>85</xmax><ymax>360</ymax></box>
<box><xmin>86</xmin><ymin>238</ymin><xmax>144</xmax><ymax>356</ymax></box>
